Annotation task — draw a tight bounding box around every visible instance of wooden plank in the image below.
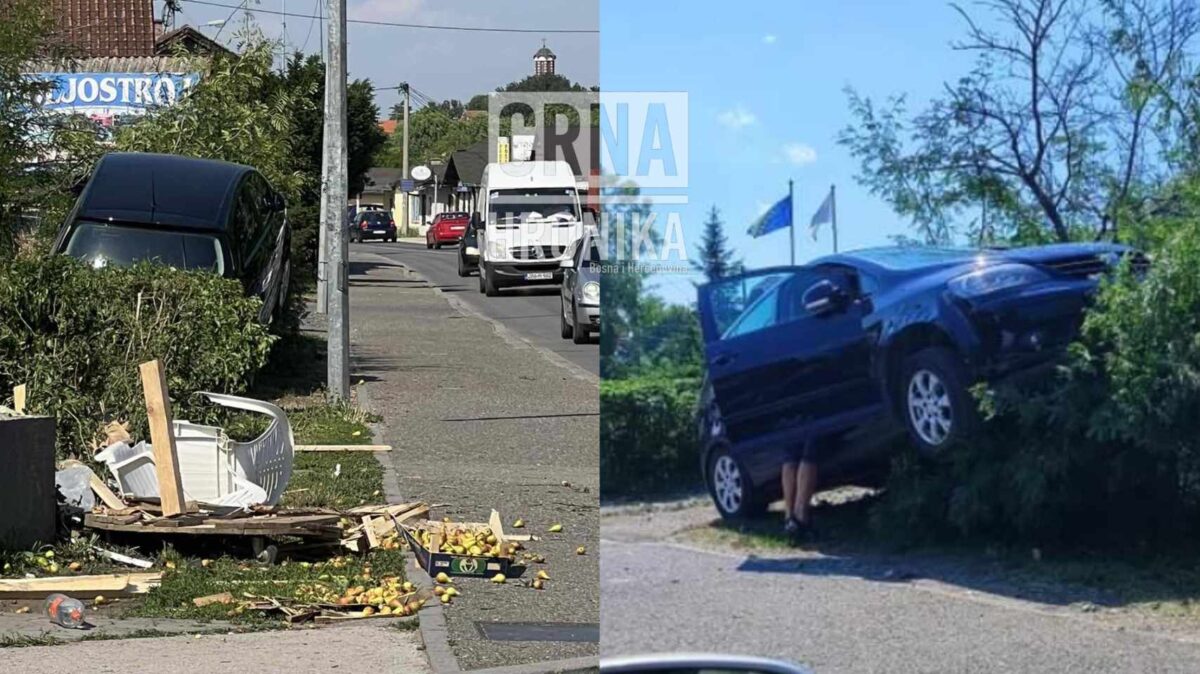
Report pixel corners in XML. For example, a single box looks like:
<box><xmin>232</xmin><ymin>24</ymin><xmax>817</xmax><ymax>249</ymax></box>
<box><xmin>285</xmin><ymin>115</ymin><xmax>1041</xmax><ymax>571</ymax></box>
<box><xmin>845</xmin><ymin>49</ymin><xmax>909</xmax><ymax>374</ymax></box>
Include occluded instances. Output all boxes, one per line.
<box><xmin>294</xmin><ymin>444</ymin><xmax>392</xmax><ymax>452</ymax></box>
<box><xmin>0</xmin><ymin>573</ymin><xmax>161</xmax><ymax>599</ymax></box>
<box><xmin>363</xmin><ymin>515</ymin><xmax>380</xmax><ymax>548</ymax></box>
<box><xmin>89</xmin><ymin>473</ymin><xmax>127</xmax><ymax>511</ymax></box>
<box><xmin>139</xmin><ymin>360</ymin><xmax>186</xmax><ymax>517</ymax></box>
<box><xmin>12</xmin><ymin>384</ymin><xmax>26</xmax><ymax>414</ymax></box>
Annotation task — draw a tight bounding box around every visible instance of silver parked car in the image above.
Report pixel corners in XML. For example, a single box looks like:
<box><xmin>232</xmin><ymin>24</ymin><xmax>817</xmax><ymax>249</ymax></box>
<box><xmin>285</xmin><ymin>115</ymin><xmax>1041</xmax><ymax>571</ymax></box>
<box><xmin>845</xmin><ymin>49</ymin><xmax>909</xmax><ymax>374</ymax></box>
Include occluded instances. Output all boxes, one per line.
<box><xmin>559</xmin><ymin>232</ymin><xmax>600</xmax><ymax>344</ymax></box>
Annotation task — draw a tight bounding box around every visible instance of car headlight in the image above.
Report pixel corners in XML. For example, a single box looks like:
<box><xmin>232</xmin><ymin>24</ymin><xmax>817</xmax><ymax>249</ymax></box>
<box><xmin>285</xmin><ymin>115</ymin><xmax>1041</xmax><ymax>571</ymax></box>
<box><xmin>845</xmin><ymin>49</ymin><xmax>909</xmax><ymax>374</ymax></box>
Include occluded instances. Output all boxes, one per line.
<box><xmin>487</xmin><ymin>239</ymin><xmax>508</xmax><ymax>260</ymax></box>
<box><xmin>581</xmin><ymin>281</ymin><xmax>600</xmax><ymax>304</ymax></box>
<box><xmin>948</xmin><ymin>263</ymin><xmax>1049</xmax><ymax>298</ymax></box>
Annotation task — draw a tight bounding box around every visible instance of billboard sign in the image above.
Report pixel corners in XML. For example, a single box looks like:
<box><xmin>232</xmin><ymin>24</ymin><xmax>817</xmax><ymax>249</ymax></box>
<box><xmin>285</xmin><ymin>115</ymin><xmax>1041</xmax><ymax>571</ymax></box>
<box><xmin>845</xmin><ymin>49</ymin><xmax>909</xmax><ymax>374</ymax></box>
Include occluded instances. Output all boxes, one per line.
<box><xmin>30</xmin><ymin>72</ymin><xmax>201</xmax><ymax>117</ymax></box>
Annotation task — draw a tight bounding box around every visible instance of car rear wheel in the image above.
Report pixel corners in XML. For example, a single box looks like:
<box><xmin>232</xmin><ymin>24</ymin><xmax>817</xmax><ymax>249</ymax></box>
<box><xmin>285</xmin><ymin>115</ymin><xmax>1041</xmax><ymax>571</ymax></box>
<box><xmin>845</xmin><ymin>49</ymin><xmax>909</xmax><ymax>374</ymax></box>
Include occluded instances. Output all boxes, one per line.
<box><xmin>571</xmin><ymin>300</ymin><xmax>587</xmax><ymax>344</ymax></box>
<box><xmin>425</xmin><ymin>239</ymin><xmax>432</xmax><ymax>249</ymax></box>
<box><xmin>707</xmin><ymin>446</ymin><xmax>766</xmax><ymax>520</ymax></box>
<box><xmin>900</xmin><ymin>347</ymin><xmax>976</xmax><ymax>458</ymax></box>
<box><xmin>457</xmin><ymin>253</ymin><xmax>469</xmax><ymax>277</ymax></box>
<box><xmin>434</xmin><ymin>242</ymin><xmax>442</xmax><ymax>250</ymax></box>
<box><xmin>560</xmin><ymin>296</ymin><xmax>573</xmax><ymax>339</ymax></box>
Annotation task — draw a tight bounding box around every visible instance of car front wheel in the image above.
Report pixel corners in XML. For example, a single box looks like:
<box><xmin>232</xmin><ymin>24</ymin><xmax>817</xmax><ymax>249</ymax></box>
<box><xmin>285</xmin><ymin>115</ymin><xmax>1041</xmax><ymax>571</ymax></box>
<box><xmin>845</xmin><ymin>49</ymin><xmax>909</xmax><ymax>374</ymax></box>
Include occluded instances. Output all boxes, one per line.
<box><xmin>707</xmin><ymin>446</ymin><xmax>766</xmax><ymax>520</ymax></box>
<box><xmin>900</xmin><ymin>347</ymin><xmax>976</xmax><ymax>458</ymax></box>
<box><xmin>560</xmin><ymin>296</ymin><xmax>573</xmax><ymax>339</ymax></box>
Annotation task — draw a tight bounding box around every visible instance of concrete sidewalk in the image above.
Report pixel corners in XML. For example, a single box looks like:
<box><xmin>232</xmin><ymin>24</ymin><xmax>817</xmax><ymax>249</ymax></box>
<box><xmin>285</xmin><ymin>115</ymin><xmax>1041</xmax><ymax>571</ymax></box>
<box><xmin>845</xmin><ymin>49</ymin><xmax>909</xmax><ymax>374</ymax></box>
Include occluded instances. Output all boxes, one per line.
<box><xmin>0</xmin><ymin>622</ymin><xmax>431</xmax><ymax>673</ymax></box>
<box><xmin>347</xmin><ymin>251</ymin><xmax>599</xmax><ymax>671</ymax></box>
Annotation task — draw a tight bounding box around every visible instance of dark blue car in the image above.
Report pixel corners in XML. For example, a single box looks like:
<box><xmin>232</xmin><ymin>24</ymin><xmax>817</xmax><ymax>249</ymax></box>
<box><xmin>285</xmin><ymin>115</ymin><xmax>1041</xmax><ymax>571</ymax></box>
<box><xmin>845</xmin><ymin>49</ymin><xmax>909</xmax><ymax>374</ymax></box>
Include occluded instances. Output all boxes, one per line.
<box><xmin>696</xmin><ymin>243</ymin><xmax>1148</xmax><ymax>519</ymax></box>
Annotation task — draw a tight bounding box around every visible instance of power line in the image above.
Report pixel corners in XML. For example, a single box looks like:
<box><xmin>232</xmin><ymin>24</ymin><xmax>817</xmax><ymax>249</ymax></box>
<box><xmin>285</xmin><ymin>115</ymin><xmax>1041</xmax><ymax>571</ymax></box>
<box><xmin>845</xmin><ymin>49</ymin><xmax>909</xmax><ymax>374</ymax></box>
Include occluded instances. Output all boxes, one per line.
<box><xmin>298</xmin><ymin>0</ymin><xmax>319</xmax><ymax>52</ymax></box>
<box><xmin>180</xmin><ymin>0</ymin><xmax>599</xmax><ymax>33</ymax></box>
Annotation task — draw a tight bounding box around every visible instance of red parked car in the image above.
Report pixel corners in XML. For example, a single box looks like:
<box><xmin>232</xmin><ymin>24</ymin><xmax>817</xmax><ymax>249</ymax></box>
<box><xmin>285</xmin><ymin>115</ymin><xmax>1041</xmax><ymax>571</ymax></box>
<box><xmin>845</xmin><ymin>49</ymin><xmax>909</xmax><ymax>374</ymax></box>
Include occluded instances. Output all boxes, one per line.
<box><xmin>426</xmin><ymin>212</ymin><xmax>470</xmax><ymax>249</ymax></box>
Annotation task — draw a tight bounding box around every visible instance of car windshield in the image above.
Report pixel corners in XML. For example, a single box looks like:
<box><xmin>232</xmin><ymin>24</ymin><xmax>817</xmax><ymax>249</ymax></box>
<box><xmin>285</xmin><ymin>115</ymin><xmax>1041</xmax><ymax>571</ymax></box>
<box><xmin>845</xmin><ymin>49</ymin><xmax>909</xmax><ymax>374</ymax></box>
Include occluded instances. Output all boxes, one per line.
<box><xmin>489</xmin><ymin>188</ymin><xmax>579</xmax><ymax>225</ymax></box>
<box><xmin>63</xmin><ymin>221</ymin><xmax>225</xmax><ymax>274</ymax></box>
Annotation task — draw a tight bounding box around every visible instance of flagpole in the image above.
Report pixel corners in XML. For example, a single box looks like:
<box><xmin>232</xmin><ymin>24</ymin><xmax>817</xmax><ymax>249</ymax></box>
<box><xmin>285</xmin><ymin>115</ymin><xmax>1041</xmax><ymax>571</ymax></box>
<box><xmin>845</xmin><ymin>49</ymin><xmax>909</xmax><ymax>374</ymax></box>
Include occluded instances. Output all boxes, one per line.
<box><xmin>788</xmin><ymin>179</ymin><xmax>795</xmax><ymax>265</ymax></box>
<box><xmin>830</xmin><ymin>184</ymin><xmax>838</xmax><ymax>254</ymax></box>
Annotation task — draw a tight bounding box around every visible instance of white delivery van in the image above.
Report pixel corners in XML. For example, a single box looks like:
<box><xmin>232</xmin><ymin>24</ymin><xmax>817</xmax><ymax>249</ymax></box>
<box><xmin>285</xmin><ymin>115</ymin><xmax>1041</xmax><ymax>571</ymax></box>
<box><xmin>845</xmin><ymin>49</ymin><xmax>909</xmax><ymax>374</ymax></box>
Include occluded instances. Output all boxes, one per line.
<box><xmin>475</xmin><ymin>160</ymin><xmax>585</xmax><ymax>297</ymax></box>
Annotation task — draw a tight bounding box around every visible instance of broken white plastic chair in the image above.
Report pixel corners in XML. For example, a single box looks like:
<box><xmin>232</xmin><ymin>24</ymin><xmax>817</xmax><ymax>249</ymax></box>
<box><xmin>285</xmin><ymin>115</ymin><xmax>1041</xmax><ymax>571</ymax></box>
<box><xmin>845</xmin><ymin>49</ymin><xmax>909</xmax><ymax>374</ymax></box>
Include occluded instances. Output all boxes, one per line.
<box><xmin>94</xmin><ymin>392</ymin><xmax>294</xmax><ymax>508</ymax></box>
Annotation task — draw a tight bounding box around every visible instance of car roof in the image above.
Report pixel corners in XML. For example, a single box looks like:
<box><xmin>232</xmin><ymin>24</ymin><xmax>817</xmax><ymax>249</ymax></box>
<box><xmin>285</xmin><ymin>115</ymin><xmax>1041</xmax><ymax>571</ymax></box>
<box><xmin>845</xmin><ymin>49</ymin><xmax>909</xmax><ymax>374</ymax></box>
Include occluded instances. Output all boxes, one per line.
<box><xmin>74</xmin><ymin>152</ymin><xmax>252</xmax><ymax>231</ymax></box>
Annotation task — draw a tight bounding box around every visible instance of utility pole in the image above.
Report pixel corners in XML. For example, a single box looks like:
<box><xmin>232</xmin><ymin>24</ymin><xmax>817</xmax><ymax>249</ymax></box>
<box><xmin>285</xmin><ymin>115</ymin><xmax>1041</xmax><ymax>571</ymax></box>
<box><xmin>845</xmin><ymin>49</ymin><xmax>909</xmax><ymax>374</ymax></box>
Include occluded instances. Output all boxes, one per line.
<box><xmin>322</xmin><ymin>0</ymin><xmax>350</xmax><ymax>401</ymax></box>
<box><xmin>401</xmin><ymin>82</ymin><xmax>411</xmax><ymax>237</ymax></box>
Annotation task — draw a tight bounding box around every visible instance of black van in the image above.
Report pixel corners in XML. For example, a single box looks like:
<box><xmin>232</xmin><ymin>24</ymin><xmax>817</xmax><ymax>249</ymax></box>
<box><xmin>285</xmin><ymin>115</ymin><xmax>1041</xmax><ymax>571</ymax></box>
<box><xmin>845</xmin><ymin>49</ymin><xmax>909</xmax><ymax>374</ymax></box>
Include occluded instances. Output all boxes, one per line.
<box><xmin>52</xmin><ymin>152</ymin><xmax>292</xmax><ymax>324</ymax></box>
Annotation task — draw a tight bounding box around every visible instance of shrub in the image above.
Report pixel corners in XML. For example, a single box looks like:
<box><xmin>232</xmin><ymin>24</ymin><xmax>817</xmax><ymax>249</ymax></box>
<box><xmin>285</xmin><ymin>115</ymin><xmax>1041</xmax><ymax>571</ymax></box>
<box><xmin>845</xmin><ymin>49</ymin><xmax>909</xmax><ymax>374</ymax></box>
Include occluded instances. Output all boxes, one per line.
<box><xmin>0</xmin><ymin>255</ymin><xmax>276</xmax><ymax>458</ymax></box>
<box><xmin>874</xmin><ymin>212</ymin><xmax>1200</xmax><ymax>548</ymax></box>
<box><xmin>600</xmin><ymin>376</ymin><xmax>701</xmax><ymax>498</ymax></box>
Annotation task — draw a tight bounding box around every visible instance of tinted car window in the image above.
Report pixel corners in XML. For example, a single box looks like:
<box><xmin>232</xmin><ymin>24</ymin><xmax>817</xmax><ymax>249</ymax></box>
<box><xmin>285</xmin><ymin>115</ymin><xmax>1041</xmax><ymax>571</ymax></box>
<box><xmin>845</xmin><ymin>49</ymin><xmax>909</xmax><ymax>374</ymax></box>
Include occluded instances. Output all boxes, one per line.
<box><xmin>724</xmin><ymin>286</ymin><xmax>781</xmax><ymax>338</ymax></box>
<box><xmin>64</xmin><ymin>221</ymin><xmax>225</xmax><ymax>274</ymax></box>
<box><xmin>361</xmin><ymin>212</ymin><xmax>391</xmax><ymax>225</ymax></box>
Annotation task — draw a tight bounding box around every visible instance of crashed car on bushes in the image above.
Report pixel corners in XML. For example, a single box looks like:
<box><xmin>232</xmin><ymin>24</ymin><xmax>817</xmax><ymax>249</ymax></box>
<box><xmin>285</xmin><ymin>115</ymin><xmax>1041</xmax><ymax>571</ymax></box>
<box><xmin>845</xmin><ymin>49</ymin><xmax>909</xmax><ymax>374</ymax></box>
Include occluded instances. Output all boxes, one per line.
<box><xmin>696</xmin><ymin>243</ymin><xmax>1148</xmax><ymax>519</ymax></box>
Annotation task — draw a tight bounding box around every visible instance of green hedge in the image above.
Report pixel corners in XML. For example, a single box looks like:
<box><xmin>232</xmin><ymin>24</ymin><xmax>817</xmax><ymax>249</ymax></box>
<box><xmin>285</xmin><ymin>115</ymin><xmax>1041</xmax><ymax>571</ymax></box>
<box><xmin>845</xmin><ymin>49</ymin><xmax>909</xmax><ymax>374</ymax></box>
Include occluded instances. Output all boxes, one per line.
<box><xmin>0</xmin><ymin>255</ymin><xmax>276</xmax><ymax>457</ymax></box>
<box><xmin>600</xmin><ymin>376</ymin><xmax>702</xmax><ymax>498</ymax></box>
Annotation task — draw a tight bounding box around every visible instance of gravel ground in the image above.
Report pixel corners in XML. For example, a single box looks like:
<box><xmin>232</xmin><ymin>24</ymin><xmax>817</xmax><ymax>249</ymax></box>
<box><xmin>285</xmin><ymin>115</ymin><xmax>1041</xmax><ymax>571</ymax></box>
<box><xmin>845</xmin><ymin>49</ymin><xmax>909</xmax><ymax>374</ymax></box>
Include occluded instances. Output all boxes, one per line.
<box><xmin>0</xmin><ymin>622</ymin><xmax>430</xmax><ymax>672</ymax></box>
<box><xmin>348</xmin><ymin>251</ymin><xmax>599</xmax><ymax>670</ymax></box>
<box><xmin>602</xmin><ymin>504</ymin><xmax>1200</xmax><ymax>674</ymax></box>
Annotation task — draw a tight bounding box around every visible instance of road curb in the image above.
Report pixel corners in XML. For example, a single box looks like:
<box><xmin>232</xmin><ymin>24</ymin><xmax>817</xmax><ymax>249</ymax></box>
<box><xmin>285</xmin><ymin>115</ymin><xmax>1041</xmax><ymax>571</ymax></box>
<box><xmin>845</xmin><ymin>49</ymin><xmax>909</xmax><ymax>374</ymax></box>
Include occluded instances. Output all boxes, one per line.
<box><xmin>352</xmin><ymin>346</ymin><xmax>460</xmax><ymax>672</ymax></box>
<box><xmin>463</xmin><ymin>655</ymin><xmax>599</xmax><ymax>674</ymax></box>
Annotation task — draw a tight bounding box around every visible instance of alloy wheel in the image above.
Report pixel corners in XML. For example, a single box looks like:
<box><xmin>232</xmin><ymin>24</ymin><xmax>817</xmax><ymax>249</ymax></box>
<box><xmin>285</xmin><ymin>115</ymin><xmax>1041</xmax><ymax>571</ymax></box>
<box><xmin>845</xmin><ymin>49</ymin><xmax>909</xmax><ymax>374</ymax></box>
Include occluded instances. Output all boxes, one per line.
<box><xmin>712</xmin><ymin>455</ymin><xmax>743</xmax><ymax>515</ymax></box>
<box><xmin>907</xmin><ymin>368</ymin><xmax>953</xmax><ymax>446</ymax></box>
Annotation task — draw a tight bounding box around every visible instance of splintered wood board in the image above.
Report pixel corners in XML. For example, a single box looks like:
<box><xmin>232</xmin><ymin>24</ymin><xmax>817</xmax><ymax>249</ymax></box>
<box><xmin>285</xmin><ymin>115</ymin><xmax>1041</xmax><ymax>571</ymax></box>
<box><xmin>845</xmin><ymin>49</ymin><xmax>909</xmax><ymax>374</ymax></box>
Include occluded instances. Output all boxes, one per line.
<box><xmin>0</xmin><ymin>573</ymin><xmax>161</xmax><ymax>599</ymax></box>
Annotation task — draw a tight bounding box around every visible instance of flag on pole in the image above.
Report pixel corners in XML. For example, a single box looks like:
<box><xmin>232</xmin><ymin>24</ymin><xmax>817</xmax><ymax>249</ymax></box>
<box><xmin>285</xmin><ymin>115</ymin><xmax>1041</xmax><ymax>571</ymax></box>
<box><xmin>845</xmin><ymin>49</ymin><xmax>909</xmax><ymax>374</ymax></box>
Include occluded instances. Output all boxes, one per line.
<box><xmin>809</xmin><ymin>188</ymin><xmax>834</xmax><ymax>241</ymax></box>
<box><xmin>747</xmin><ymin>194</ymin><xmax>792</xmax><ymax>238</ymax></box>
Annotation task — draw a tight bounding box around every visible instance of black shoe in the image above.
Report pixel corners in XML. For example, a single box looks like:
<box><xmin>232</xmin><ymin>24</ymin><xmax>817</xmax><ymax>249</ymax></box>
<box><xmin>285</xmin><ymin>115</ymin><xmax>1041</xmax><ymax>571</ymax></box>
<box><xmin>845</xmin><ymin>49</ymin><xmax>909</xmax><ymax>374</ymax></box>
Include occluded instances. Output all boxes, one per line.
<box><xmin>785</xmin><ymin>517</ymin><xmax>810</xmax><ymax>547</ymax></box>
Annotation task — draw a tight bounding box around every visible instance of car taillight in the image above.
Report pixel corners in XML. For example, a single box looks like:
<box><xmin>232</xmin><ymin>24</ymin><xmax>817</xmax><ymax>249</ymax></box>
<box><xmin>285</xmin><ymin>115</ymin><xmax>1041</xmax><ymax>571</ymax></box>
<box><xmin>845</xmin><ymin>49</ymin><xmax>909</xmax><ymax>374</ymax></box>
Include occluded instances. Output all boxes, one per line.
<box><xmin>360</xmin><ymin>222</ymin><xmax>368</xmax><ymax>230</ymax></box>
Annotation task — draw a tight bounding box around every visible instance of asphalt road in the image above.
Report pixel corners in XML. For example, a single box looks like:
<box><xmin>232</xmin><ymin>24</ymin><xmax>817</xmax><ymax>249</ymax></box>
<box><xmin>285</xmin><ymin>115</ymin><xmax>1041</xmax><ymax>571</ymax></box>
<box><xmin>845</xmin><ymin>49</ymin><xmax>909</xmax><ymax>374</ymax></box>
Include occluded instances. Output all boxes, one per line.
<box><xmin>602</xmin><ymin>505</ymin><xmax>1200</xmax><ymax>674</ymax></box>
<box><xmin>347</xmin><ymin>250</ymin><xmax>599</xmax><ymax>670</ymax></box>
<box><xmin>359</xmin><ymin>240</ymin><xmax>599</xmax><ymax>377</ymax></box>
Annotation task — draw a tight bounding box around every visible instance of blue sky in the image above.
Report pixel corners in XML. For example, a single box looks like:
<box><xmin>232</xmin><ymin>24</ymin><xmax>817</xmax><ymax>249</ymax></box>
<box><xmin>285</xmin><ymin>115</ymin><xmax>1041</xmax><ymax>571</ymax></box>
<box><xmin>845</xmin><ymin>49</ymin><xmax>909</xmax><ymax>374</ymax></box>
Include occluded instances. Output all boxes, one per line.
<box><xmin>171</xmin><ymin>0</ymin><xmax>597</xmax><ymax>112</ymax></box>
<box><xmin>601</xmin><ymin>0</ymin><xmax>977</xmax><ymax>304</ymax></box>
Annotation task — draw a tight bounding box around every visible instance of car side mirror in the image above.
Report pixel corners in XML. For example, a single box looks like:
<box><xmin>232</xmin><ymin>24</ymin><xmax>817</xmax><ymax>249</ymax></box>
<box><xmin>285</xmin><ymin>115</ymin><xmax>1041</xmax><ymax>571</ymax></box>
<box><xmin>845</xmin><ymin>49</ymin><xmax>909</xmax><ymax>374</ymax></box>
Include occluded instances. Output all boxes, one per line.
<box><xmin>803</xmin><ymin>280</ymin><xmax>847</xmax><ymax>316</ymax></box>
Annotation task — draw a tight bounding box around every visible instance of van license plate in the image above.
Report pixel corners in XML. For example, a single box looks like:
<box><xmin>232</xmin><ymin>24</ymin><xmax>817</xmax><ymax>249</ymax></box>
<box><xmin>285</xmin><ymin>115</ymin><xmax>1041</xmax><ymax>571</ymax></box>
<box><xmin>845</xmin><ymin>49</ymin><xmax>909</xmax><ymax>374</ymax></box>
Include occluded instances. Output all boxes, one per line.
<box><xmin>525</xmin><ymin>272</ymin><xmax>553</xmax><ymax>281</ymax></box>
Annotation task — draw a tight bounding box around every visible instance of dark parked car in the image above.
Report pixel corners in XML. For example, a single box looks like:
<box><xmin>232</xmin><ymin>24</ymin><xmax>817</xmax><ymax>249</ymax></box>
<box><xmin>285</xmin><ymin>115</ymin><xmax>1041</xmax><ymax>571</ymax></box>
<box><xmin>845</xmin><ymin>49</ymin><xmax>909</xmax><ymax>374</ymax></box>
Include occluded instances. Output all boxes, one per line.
<box><xmin>351</xmin><ymin>210</ymin><xmax>397</xmax><ymax>243</ymax></box>
<box><xmin>53</xmin><ymin>152</ymin><xmax>292</xmax><ymax>325</ymax></box>
<box><xmin>457</xmin><ymin>217</ymin><xmax>480</xmax><ymax>277</ymax></box>
<box><xmin>559</xmin><ymin>232</ymin><xmax>600</xmax><ymax>344</ymax></box>
<box><xmin>697</xmin><ymin>243</ymin><xmax>1147</xmax><ymax>519</ymax></box>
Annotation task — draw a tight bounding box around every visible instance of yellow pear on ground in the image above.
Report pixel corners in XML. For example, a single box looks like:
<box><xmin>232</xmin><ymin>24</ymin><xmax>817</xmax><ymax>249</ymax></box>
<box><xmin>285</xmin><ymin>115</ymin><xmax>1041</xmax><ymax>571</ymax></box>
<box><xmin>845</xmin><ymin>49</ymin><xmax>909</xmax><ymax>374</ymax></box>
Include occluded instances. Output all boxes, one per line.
<box><xmin>491</xmin><ymin>573</ymin><xmax>506</xmax><ymax>584</ymax></box>
<box><xmin>536</xmin><ymin>570</ymin><xmax>550</xmax><ymax>580</ymax></box>
<box><xmin>435</xmin><ymin>572</ymin><xmax>451</xmax><ymax>584</ymax></box>
<box><xmin>548</xmin><ymin>524</ymin><xmax>563</xmax><ymax>533</ymax></box>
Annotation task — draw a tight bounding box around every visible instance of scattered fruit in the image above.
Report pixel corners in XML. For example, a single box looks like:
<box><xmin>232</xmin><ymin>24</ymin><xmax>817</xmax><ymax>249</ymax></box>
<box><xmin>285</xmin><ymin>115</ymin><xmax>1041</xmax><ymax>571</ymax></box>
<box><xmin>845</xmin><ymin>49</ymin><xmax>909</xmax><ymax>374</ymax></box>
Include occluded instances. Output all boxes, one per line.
<box><xmin>536</xmin><ymin>570</ymin><xmax>550</xmax><ymax>581</ymax></box>
<box><xmin>512</xmin><ymin>519</ymin><xmax>525</xmax><ymax>529</ymax></box>
<box><xmin>576</xmin><ymin>546</ymin><xmax>587</xmax><ymax>555</ymax></box>
<box><xmin>43</xmin><ymin>551</ymin><xmax>54</xmax><ymax>559</ymax></box>
<box><xmin>548</xmin><ymin>524</ymin><xmax>563</xmax><ymax>533</ymax></box>
<box><xmin>68</xmin><ymin>561</ymin><xmax>82</xmax><ymax>572</ymax></box>
<box><xmin>435</xmin><ymin>572</ymin><xmax>451</xmax><ymax>584</ymax></box>
<box><xmin>532</xmin><ymin>579</ymin><xmax>544</xmax><ymax>590</ymax></box>
<box><xmin>15</xmin><ymin>606</ymin><xmax>30</xmax><ymax>614</ymax></box>
<box><xmin>440</xmin><ymin>594</ymin><xmax>450</xmax><ymax>604</ymax></box>
<box><xmin>93</xmin><ymin>595</ymin><xmax>106</xmax><ymax>606</ymax></box>
<box><xmin>434</xmin><ymin>586</ymin><xmax>446</xmax><ymax>596</ymax></box>
<box><xmin>361</xmin><ymin>606</ymin><xmax>375</xmax><ymax>616</ymax></box>
<box><xmin>491</xmin><ymin>573</ymin><xmax>507</xmax><ymax>584</ymax></box>
<box><xmin>201</xmin><ymin>559</ymin><xmax>212</xmax><ymax>568</ymax></box>
<box><xmin>444</xmin><ymin>587</ymin><xmax>460</xmax><ymax>598</ymax></box>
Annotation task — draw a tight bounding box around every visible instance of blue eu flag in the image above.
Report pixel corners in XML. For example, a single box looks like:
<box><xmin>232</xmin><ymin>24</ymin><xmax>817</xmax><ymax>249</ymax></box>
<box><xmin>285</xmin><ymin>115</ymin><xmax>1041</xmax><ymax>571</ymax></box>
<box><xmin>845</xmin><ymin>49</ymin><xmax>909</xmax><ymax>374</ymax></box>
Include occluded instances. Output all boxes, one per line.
<box><xmin>747</xmin><ymin>194</ymin><xmax>792</xmax><ymax>238</ymax></box>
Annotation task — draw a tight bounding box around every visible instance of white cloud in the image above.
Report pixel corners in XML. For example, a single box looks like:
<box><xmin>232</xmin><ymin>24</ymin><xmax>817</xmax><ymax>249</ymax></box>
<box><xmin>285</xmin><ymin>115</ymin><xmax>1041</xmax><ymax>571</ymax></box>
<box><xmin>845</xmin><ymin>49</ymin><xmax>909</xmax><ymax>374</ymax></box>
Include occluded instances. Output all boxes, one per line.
<box><xmin>763</xmin><ymin>34</ymin><xmax>777</xmax><ymax>45</ymax></box>
<box><xmin>717</xmin><ymin>105</ymin><xmax>757</xmax><ymax>130</ymax></box>
<box><xmin>783</xmin><ymin>142</ymin><xmax>818</xmax><ymax>166</ymax></box>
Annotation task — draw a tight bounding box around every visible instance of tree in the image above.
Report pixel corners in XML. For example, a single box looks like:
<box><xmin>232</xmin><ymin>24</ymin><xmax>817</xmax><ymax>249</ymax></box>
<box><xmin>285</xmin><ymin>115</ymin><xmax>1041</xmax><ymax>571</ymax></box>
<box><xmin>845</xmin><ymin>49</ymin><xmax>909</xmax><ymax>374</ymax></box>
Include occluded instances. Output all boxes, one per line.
<box><xmin>691</xmin><ymin>206</ymin><xmax>742</xmax><ymax>282</ymax></box>
<box><xmin>267</xmin><ymin>53</ymin><xmax>386</xmax><ymax>200</ymax></box>
<box><xmin>0</xmin><ymin>0</ymin><xmax>89</xmax><ymax>253</ymax></box>
<box><xmin>840</xmin><ymin>0</ymin><xmax>1200</xmax><ymax>244</ymax></box>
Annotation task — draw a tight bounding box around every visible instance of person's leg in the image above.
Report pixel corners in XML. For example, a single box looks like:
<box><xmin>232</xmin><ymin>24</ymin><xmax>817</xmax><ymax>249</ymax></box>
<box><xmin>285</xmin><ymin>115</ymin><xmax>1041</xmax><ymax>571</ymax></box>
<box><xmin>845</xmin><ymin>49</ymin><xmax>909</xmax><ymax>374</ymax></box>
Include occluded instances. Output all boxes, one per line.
<box><xmin>781</xmin><ymin>461</ymin><xmax>798</xmax><ymax>524</ymax></box>
<box><xmin>793</xmin><ymin>460</ymin><xmax>818</xmax><ymax>524</ymax></box>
